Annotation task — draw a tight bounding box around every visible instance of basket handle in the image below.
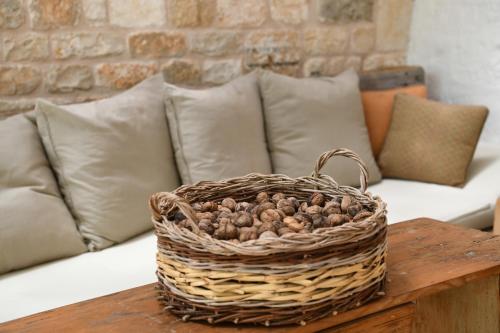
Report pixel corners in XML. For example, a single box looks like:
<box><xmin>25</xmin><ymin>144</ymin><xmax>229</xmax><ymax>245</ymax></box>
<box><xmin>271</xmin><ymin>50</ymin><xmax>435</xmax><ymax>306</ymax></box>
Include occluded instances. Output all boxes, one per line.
<box><xmin>312</xmin><ymin>148</ymin><xmax>369</xmax><ymax>193</ymax></box>
<box><xmin>149</xmin><ymin>192</ymin><xmax>200</xmax><ymax>233</ymax></box>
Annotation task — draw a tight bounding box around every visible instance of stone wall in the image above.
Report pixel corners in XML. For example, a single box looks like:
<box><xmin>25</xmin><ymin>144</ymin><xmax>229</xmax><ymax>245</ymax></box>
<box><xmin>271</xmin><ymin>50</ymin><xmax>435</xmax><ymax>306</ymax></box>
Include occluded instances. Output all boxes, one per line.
<box><xmin>0</xmin><ymin>0</ymin><xmax>413</xmax><ymax>118</ymax></box>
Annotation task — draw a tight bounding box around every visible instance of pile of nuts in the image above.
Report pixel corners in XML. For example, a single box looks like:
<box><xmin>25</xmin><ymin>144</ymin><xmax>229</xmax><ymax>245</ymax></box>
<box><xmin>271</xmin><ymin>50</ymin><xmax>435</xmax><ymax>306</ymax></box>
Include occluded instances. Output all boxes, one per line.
<box><xmin>171</xmin><ymin>192</ymin><xmax>373</xmax><ymax>243</ymax></box>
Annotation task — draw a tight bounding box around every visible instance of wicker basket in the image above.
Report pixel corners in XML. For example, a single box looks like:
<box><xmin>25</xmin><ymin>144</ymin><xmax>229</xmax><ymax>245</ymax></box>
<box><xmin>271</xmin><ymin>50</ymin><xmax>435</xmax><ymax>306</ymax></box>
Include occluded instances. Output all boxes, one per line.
<box><xmin>149</xmin><ymin>148</ymin><xmax>387</xmax><ymax>326</ymax></box>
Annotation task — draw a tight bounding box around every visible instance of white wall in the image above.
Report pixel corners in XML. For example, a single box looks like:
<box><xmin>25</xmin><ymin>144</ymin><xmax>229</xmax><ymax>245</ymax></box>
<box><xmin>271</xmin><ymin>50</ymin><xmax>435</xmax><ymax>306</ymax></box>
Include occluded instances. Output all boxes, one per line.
<box><xmin>408</xmin><ymin>0</ymin><xmax>500</xmax><ymax>143</ymax></box>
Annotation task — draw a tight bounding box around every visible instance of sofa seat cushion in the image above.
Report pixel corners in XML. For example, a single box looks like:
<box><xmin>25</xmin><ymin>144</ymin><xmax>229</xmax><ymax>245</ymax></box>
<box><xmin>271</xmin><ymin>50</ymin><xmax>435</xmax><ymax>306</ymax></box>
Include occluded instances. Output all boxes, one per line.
<box><xmin>370</xmin><ymin>142</ymin><xmax>500</xmax><ymax>229</ymax></box>
<box><xmin>0</xmin><ymin>231</ymin><xmax>157</xmax><ymax>323</ymax></box>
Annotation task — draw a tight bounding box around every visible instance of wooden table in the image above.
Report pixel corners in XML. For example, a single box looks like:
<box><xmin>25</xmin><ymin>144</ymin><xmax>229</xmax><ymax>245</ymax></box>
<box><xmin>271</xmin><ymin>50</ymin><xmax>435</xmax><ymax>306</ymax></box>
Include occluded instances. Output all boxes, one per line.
<box><xmin>2</xmin><ymin>219</ymin><xmax>500</xmax><ymax>333</ymax></box>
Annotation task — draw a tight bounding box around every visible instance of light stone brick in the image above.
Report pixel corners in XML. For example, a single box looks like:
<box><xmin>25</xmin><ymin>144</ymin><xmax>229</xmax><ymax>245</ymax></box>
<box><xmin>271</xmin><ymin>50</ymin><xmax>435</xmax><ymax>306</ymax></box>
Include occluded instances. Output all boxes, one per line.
<box><xmin>202</xmin><ymin>59</ymin><xmax>241</xmax><ymax>84</ymax></box>
<box><xmin>245</xmin><ymin>30</ymin><xmax>301</xmax><ymax>68</ymax></box>
<box><xmin>318</xmin><ymin>0</ymin><xmax>374</xmax><ymax>23</ymax></box>
<box><xmin>215</xmin><ymin>0</ymin><xmax>267</xmax><ymax>27</ymax></box>
<box><xmin>82</xmin><ymin>0</ymin><xmax>106</xmax><ymax>25</ymax></box>
<box><xmin>375</xmin><ymin>0</ymin><xmax>413</xmax><ymax>51</ymax></box>
<box><xmin>363</xmin><ymin>53</ymin><xmax>406</xmax><ymax>71</ymax></box>
<box><xmin>345</xmin><ymin>56</ymin><xmax>362</xmax><ymax>71</ymax></box>
<box><xmin>270</xmin><ymin>0</ymin><xmax>308</xmax><ymax>25</ymax></box>
<box><xmin>96</xmin><ymin>62</ymin><xmax>158</xmax><ymax>90</ymax></box>
<box><xmin>168</xmin><ymin>0</ymin><xmax>198</xmax><ymax>27</ymax></box>
<box><xmin>0</xmin><ymin>66</ymin><xmax>41</xmax><ymax>96</ymax></box>
<box><xmin>190</xmin><ymin>31</ymin><xmax>240</xmax><ymax>56</ymax></box>
<box><xmin>350</xmin><ymin>24</ymin><xmax>375</xmax><ymax>54</ymax></box>
<box><xmin>109</xmin><ymin>0</ymin><xmax>165</xmax><ymax>27</ymax></box>
<box><xmin>162</xmin><ymin>59</ymin><xmax>201</xmax><ymax>85</ymax></box>
<box><xmin>46</xmin><ymin>65</ymin><xmax>94</xmax><ymax>93</ymax></box>
<box><xmin>129</xmin><ymin>32</ymin><xmax>187</xmax><ymax>58</ymax></box>
<box><xmin>304</xmin><ymin>27</ymin><xmax>349</xmax><ymax>56</ymax></box>
<box><xmin>52</xmin><ymin>32</ymin><xmax>125</xmax><ymax>59</ymax></box>
<box><xmin>303</xmin><ymin>57</ymin><xmax>347</xmax><ymax>77</ymax></box>
<box><xmin>0</xmin><ymin>0</ymin><xmax>25</xmax><ymax>29</ymax></box>
<box><xmin>29</xmin><ymin>0</ymin><xmax>80</xmax><ymax>29</ymax></box>
<box><xmin>4</xmin><ymin>34</ymin><xmax>49</xmax><ymax>61</ymax></box>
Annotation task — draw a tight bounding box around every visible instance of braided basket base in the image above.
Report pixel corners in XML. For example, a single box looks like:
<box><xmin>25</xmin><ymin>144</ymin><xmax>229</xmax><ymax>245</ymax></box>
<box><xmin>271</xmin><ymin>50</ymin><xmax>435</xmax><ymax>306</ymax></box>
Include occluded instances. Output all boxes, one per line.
<box><xmin>157</xmin><ymin>278</ymin><xmax>385</xmax><ymax>326</ymax></box>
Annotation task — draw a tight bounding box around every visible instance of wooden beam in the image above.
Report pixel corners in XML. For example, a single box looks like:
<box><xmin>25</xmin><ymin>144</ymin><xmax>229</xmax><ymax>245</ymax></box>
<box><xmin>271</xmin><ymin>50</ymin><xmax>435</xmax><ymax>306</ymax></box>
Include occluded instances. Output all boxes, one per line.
<box><xmin>494</xmin><ymin>198</ymin><xmax>500</xmax><ymax>235</ymax></box>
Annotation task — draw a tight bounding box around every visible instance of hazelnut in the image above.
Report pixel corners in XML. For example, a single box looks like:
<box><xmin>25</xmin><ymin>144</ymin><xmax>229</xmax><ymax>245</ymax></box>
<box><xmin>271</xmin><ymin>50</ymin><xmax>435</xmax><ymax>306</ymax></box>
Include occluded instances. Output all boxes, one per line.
<box><xmin>239</xmin><ymin>226</ymin><xmax>258</xmax><ymax>242</ymax></box>
<box><xmin>283</xmin><ymin>217</ymin><xmax>303</xmax><ymax>232</ymax></box>
<box><xmin>256</xmin><ymin>192</ymin><xmax>269</xmax><ymax>203</ymax></box>
<box><xmin>341</xmin><ymin>196</ymin><xmax>352</xmax><ymax>213</ymax></box>
<box><xmin>221</xmin><ymin>198</ymin><xmax>237</xmax><ymax>212</ymax></box>
<box><xmin>256</xmin><ymin>202</ymin><xmax>276</xmax><ymax>217</ymax></box>
<box><xmin>278</xmin><ymin>227</ymin><xmax>294</xmax><ymax>236</ymax></box>
<box><xmin>353</xmin><ymin>210</ymin><xmax>373</xmax><ymax>222</ymax></box>
<box><xmin>259</xmin><ymin>231</ymin><xmax>278</xmax><ymax>239</ymax></box>
<box><xmin>277</xmin><ymin>199</ymin><xmax>296</xmax><ymax>216</ymax></box>
<box><xmin>271</xmin><ymin>193</ymin><xmax>286</xmax><ymax>204</ymax></box>
<box><xmin>233</xmin><ymin>212</ymin><xmax>253</xmax><ymax>227</ymax></box>
<box><xmin>306</xmin><ymin>205</ymin><xmax>322</xmax><ymax>215</ymax></box>
<box><xmin>202</xmin><ymin>201</ymin><xmax>218</xmax><ymax>212</ymax></box>
<box><xmin>198</xmin><ymin>219</ymin><xmax>214</xmax><ymax>235</ymax></box>
<box><xmin>260</xmin><ymin>209</ymin><xmax>281</xmax><ymax>224</ymax></box>
<box><xmin>309</xmin><ymin>193</ymin><xmax>325</xmax><ymax>206</ymax></box>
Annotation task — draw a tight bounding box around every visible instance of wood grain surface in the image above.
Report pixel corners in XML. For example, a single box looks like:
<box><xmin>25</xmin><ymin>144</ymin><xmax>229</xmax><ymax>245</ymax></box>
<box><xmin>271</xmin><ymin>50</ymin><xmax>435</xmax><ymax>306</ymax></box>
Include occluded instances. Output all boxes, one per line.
<box><xmin>2</xmin><ymin>218</ymin><xmax>500</xmax><ymax>333</ymax></box>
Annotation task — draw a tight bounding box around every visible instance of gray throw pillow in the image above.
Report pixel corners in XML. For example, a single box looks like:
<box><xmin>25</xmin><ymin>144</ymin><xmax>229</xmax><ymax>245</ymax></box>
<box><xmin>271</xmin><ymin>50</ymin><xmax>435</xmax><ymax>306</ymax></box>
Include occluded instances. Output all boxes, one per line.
<box><xmin>36</xmin><ymin>75</ymin><xmax>180</xmax><ymax>251</ymax></box>
<box><xmin>164</xmin><ymin>72</ymin><xmax>272</xmax><ymax>184</ymax></box>
<box><xmin>259</xmin><ymin>69</ymin><xmax>381</xmax><ymax>186</ymax></box>
<box><xmin>0</xmin><ymin>114</ymin><xmax>87</xmax><ymax>274</ymax></box>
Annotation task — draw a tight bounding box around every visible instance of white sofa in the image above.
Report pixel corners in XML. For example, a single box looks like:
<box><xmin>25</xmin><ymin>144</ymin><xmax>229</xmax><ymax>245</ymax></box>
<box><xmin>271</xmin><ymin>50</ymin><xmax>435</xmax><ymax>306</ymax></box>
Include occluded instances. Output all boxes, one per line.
<box><xmin>1</xmin><ymin>141</ymin><xmax>499</xmax><ymax>323</ymax></box>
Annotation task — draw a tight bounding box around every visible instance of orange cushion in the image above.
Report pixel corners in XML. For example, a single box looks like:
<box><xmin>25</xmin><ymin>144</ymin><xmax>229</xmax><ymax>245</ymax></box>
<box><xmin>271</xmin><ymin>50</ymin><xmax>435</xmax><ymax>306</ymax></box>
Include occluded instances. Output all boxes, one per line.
<box><xmin>361</xmin><ymin>85</ymin><xmax>428</xmax><ymax>157</ymax></box>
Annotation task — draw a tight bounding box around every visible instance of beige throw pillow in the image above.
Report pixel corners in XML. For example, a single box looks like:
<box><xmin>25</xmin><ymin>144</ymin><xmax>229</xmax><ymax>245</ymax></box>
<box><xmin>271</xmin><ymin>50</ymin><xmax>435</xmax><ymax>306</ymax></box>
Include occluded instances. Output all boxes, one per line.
<box><xmin>0</xmin><ymin>115</ymin><xmax>86</xmax><ymax>274</ymax></box>
<box><xmin>378</xmin><ymin>94</ymin><xmax>488</xmax><ymax>186</ymax></box>
<box><xmin>36</xmin><ymin>75</ymin><xmax>180</xmax><ymax>251</ymax></box>
<box><xmin>164</xmin><ymin>72</ymin><xmax>272</xmax><ymax>184</ymax></box>
<box><xmin>259</xmin><ymin>69</ymin><xmax>381</xmax><ymax>186</ymax></box>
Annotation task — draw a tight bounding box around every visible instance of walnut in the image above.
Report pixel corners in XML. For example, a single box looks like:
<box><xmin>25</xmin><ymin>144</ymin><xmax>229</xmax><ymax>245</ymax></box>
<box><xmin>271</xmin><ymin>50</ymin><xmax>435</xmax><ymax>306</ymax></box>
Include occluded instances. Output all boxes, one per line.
<box><xmin>192</xmin><ymin>202</ymin><xmax>203</xmax><ymax>211</ymax></box>
<box><xmin>283</xmin><ymin>216</ymin><xmax>303</xmax><ymax>232</ymax></box>
<box><xmin>233</xmin><ymin>212</ymin><xmax>253</xmax><ymax>227</ymax></box>
<box><xmin>325</xmin><ymin>214</ymin><xmax>349</xmax><ymax>227</ymax></box>
<box><xmin>213</xmin><ymin>218</ymin><xmax>238</xmax><ymax>240</ymax></box>
<box><xmin>257</xmin><ymin>221</ymin><xmax>276</xmax><ymax>235</ymax></box>
<box><xmin>322</xmin><ymin>201</ymin><xmax>341</xmax><ymax>216</ymax></box>
<box><xmin>221</xmin><ymin>198</ymin><xmax>237</xmax><ymax>212</ymax></box>
<box><xmin>196</xmin><ymin>212</ymin><xmax>214</xmax><ymax>222</ymax></box>
<box><xmin>295</xmin><ymin>213</ymin><xmax>313</xmax><ymax>224</ymax></box>
<box><xmin>260</xmin><ymin>209</ymin><xmax>281</xmax><ymax>224</ymax></box>
<box><xmin>305</xmin><ymin>205</ymin><xmax>322</xmax><ymax>215</ymax></box>
<box><xmin>217</xmin><ymin>205</ymin><xmax>232</xmax><ymax>214</ymax></box>
<box><xmin>198</xmin><ymin>219</ymin><xmax>214</xmax><ymax>235</ymax></box>
<box><xmin>353</xmin><ymin>210</ymin><xmax>373</xmax><ymax>222</ymax></box>
<box><xmin>256</xmin><ymin>192</ymin><xmax>269</xmax><ymax>203</ymax></box>
<box><xmin>239</xmin><ymin>226</ymin><xmax>258</xmax><ymax>242</ymax></box>
<box><xmin>256</xmin><ymin>202</ymin><xmax>276</xmax><ymax>217</ymax></box>
<box><xmin>202</xmin><ymin>201</ymin><xmax>218</xmax><ymax>212</ymax></box>
<box><xmin>278</xmin><ymin>227</ymin><xmax>294</xmax><ymax>236</ymax></box>
<box><xmin>235</xmin><ymin>202</ymin><xmax>250</xmax><ymax>212</ymax></box>
<box><xmin>341</xmin><ymin>196</ymin><xmax>352</xmax><ymax>213</ymax></box>
<box><xmin>271</xmin><ymin>193</ymin><xmax>286</xmax><ymax>204</ymax></box>
<box><xmin>347</xmin><ymin>203</ymin><xmax>363</xmax><ymax>217</ymax></box>
<box><xmin>287</xmin><ymin>197</ymin><xmax>300</xmax><ymax>209</ymax></box>
<box><xmin>300</xmin><ymin>202</ymin><xmax>308</xmax><ymax>213</ymax></box>
<box><xmin>259</xmin><ymin>231</ymin><xmax>278</xmax><ymax>239</ymax></box>
<box><xmin>309</xmin><ymin>193</ymin><xmax>325</xmax><ymax>206</ymax></box>
<box><xmin>277</xmin><ymin>199</ymin><xmax>296</xmax><ymax>216</ymax></box>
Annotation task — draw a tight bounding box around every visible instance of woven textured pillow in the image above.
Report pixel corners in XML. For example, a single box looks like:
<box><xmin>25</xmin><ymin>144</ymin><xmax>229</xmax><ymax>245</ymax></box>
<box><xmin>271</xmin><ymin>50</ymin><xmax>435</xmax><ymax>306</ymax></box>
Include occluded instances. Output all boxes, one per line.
<box><xmin>361</xmin><ymin>85</ymin><xmax>428</xmax><ymax>157</ymax></box>
<box><xmin>164</xmin><ymin>72</ymin><xmax>272</xmax><ymax>184</ymax></box>
<box><xmin>0</xmin><ymin>114</ymin><xmax>86</xmax><ymax>274</ymax></box>
<box><xmin>36</xmin><ymin>75</ymin><xmax>180</xmax><ymax>251</ymax></box>
<box><xmin>378</xmin><ymin>94</ymin><xmax>488</xmax><ymax>186</ymax></box>
<box><xmin>259</xmin><ymin>69</ymin><xmax>381</xmax><ymax>187</ymax></box>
